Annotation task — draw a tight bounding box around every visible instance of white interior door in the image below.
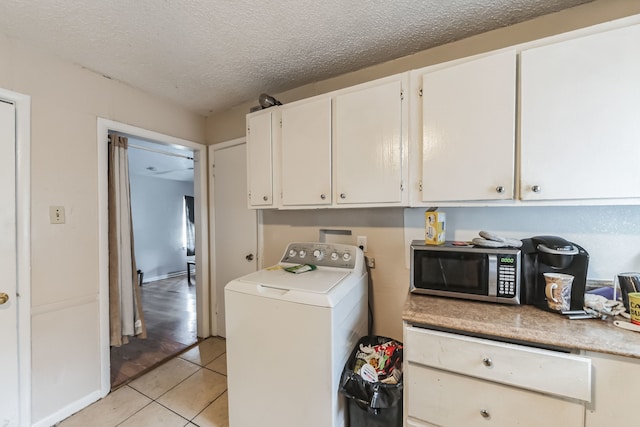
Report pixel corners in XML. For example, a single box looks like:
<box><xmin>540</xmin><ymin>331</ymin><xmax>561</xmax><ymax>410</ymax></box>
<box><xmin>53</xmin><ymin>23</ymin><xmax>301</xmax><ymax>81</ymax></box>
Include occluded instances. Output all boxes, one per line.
<box><xmin>0</xmin><ymin>99</ymin><xmax>19</xmax><ymax>426</ymax></box>
<box><xmin>211</xmin><ymin>140</ymin><xmax>258</xmax><ymax>337</ymax></box>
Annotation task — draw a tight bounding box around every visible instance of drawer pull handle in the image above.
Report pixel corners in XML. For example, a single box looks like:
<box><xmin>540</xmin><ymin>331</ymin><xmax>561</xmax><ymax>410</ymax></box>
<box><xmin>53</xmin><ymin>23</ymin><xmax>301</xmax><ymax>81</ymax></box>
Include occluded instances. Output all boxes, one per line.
<box><xmin>482</xmin><ymin>357</ymin><xmax>493</xmax><ymax>367</ymax></box>
<box><xmin>480</xmin><ymin>409</ymin><xmax>490</xmax><ymax>418</ymax></box>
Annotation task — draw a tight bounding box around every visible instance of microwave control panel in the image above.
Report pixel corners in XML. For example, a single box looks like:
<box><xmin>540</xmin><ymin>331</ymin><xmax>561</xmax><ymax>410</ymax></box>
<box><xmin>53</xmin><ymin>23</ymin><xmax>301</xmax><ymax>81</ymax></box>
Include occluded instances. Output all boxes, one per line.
<box><xmin>497</xmin><ymin>254</ymin><xmax>518</xmax><ymax>297</ymax></box>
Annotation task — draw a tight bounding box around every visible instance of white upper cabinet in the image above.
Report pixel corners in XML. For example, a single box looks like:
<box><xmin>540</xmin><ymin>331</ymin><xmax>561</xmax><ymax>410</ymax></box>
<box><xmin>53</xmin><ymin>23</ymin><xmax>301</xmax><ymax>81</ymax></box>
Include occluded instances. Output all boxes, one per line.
<box><xmin>246</xmin><ymin>108</ymin><xmax>277</xmax><ymax>208</ymax></box>
<box><xmin>246</xmin><ymin>18</ymin><xmax>640</xmax><ymax>209</ymax></box>
<box><xmin>520</xmin><ymin>24</ymin><xmax>640</xmax><ymax>201</ymax></box>
<box><xmin>280</xmin><ymin>96</ymin><xmax>332</xmax><ymax>207</ymax></box>
<box><xmin>333</xmin><ymin>74</ymin><xmax>408</xmax><ymax>206</ymax></box>
<box><xmin>415</xmin><ymin>50</ymin><xmax>516</xmax><ymax>203</ymax></box>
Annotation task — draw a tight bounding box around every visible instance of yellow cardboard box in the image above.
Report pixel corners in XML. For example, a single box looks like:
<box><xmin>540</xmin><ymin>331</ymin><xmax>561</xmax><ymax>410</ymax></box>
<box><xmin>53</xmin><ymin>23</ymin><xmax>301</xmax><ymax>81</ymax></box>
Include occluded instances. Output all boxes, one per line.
<box><xmin>425</xmin><ymin>212</ymin><xmax>445</xmax><ymax>245</ymax></box>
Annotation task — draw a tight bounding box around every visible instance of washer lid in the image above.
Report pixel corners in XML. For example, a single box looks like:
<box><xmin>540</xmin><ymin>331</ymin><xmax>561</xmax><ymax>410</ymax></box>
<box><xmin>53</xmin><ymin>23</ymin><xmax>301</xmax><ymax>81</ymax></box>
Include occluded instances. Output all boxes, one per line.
<box><xmin>235</xmin><ymin>267</ymin><xmax>350</xmax><ymax>294</ymax></box>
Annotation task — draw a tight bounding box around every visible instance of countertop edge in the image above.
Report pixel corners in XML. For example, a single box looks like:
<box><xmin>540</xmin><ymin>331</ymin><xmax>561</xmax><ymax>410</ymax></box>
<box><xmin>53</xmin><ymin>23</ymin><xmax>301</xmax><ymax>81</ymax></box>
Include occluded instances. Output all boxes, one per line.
<box><xmin>403</xmin><ymin>293</ymin><xmax>640</xmax><ymax>359</ymax></box>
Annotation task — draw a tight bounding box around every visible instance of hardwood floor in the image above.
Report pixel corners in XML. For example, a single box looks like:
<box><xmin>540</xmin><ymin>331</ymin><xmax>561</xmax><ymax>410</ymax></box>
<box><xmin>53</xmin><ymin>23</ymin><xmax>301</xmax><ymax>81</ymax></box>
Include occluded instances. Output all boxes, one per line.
<box><xmin>110</xmin><ymin>274</ymin><xmax>197</xmax><ymax>389</ymax></box>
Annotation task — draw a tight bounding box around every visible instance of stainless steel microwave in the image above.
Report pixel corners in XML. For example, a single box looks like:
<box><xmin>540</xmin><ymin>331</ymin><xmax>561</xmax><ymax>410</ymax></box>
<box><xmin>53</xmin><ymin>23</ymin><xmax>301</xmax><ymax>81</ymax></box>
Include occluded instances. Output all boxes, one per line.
<box><xmin>410</xmin><ymin>240</ymin><xmax>522</xmax><ymax>304</ymax></box>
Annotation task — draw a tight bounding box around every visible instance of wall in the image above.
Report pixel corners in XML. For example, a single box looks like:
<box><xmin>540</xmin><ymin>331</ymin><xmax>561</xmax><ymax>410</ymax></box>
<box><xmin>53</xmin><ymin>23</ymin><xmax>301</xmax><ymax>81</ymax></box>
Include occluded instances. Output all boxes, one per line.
<box><xmin>207</xmin><ymin>0</ymin><xmax>640</xmax><ymax>342</ymax></box>
<box><xmin>0</xmin><ymin>35</ymin><xmax>206</xmax><ymax>425</ymax></box>
<box><xmin>405</xmin><ymin>206</ymin><xmax>640</xmax><ymax>280</ymax></box>
<box><xmin>130</xmin><ymin>175</ymin><xmax>194</xmax><ymax>281</ymax></box>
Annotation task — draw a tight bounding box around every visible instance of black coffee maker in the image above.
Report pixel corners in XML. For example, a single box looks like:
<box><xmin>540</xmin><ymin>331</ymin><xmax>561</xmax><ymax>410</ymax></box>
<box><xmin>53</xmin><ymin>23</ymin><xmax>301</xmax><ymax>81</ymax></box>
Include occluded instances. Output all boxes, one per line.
<box><xmin>521</xmin><ymin>236</ymin><xmax>589</xmax><ymax>311</ymax></box>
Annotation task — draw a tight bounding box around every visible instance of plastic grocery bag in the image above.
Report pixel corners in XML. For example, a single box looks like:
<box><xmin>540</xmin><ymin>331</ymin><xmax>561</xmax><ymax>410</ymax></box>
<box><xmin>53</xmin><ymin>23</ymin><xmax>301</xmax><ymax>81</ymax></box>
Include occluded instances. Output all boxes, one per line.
<box><xmin>338</xmin><ymin>335</ymin><xmax>403</xmax><ymax>414</ymax></box>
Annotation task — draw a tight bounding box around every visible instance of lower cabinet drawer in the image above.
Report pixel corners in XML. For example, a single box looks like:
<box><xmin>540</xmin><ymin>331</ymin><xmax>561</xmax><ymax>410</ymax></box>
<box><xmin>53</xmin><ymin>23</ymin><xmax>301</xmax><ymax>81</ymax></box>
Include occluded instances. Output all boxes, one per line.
<box><xmin>407</xmin><ymin>418</ymin><xmax>438</xmax><ymax>427</ymax></box>
<box><xmin>405</xmin><ymin>326</ymin><xmax>591</xmax><ymax>401</ymax></box>
<box><xmin>407</xmin><ymin>364</ymin><xmax>585</xmax><ymax>427</ymax></box>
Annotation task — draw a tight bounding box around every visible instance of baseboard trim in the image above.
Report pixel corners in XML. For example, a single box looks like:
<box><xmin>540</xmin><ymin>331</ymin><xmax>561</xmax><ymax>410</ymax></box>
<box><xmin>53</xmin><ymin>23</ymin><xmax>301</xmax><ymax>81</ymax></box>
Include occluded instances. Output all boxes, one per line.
<box><xmin>141</xmin><ymin>270</ymin><xmax>188</xmax><ymax>284</ymax></box>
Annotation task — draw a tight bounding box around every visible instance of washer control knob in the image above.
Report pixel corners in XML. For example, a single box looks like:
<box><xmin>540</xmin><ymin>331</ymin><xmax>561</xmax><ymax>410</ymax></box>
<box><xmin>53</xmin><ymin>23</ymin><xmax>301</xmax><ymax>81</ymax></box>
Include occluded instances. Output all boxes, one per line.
<box><xmin>299</xmin><ymin>250</ymin><xmax>307</xmax><ymax>258</ymax></box>
<box><xmin>313</xmin><ymin>249</ymin><xmax>324</xmax><ymax>260</ymax></box>
<box><xmin>342</xmin><ymin>253</ymin><xmax>352</xmax><ymax>262</ymax></box>
<box><xmin>289</xmin><ymin>249</ymin><xmax>297</xmax><ymax>258</ymax></box>
<box><xmin>330</xmin><ymin>252</ymin><xmax>339</xmax><ymax>261</ymax></box>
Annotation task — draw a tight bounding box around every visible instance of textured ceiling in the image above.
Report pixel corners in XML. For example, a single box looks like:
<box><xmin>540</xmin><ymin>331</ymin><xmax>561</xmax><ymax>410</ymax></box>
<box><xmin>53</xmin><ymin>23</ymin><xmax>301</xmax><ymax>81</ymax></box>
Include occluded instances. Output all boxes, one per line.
<box><xmin>0</xmin><ymin>0</ymin><xmax>591</xmax><ymax>116</ymax></box>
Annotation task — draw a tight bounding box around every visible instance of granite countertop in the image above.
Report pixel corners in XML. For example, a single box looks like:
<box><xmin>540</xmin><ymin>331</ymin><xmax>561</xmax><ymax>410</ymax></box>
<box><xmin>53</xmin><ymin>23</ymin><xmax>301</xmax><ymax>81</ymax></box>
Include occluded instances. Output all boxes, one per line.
<box><xmin>403</xmin><ymin>293</ymin><xmax>640</xmax><ymax>359</ymax></box>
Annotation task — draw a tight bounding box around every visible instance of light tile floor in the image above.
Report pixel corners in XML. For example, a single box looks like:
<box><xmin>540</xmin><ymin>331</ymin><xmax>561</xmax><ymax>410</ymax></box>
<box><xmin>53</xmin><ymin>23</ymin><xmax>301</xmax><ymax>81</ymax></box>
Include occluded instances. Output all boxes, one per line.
<box><xmin>59</xmin><ymin>337</ymin><xmax>228</xmax><ymax>427</ymax></box>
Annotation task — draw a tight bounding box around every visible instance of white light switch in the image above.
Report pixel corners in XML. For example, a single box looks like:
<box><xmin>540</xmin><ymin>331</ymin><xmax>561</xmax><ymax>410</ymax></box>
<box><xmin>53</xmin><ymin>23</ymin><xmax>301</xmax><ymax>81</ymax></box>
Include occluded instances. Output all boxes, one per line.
<box><xmin>49</xmin><ymin>206</ymin><xmax>65</xmax><ymax>224</ymax></box>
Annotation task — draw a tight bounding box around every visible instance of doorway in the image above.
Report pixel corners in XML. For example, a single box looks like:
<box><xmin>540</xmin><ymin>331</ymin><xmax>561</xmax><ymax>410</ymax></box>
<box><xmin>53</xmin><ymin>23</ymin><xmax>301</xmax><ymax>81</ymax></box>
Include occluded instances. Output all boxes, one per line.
<box><xmin>110</xmin><ymin>137</ymin><xmax>198</xmax><ymax>388</ymax></box>
<box><xmin>97</xmin><ymin>119</ymin><xmax>211</xmax><ymax>396</ymax></box>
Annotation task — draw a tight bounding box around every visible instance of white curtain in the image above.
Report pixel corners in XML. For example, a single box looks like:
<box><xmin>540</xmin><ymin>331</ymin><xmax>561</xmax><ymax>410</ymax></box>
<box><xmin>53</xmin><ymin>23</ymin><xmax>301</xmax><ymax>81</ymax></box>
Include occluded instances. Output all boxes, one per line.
<box><xmin>108</xmin><ymin>134</ymin><xmax>146</xmax><ymax>347</ymax></box>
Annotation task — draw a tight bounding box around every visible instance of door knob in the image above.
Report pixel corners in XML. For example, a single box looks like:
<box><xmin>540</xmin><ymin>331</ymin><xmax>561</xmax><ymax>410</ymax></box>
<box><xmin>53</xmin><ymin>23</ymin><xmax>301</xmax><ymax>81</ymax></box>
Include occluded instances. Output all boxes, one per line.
<box><xmin>0</xmin><ymin>292</ymin><xmax>9</xmax><ymax>305</ymax></box>
<box><xmin>245</xmin><ymin>254</ymin><xmax>254</xmax><ymax>262</ymax></box>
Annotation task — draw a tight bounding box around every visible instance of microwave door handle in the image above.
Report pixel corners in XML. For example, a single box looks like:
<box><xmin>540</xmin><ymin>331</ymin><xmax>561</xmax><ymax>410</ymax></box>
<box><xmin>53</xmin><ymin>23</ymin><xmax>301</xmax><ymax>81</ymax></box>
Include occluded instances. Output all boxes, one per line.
<box><xmin>438</xmin><ymin>259</ymin><xmax>448</xmax><ymax>287</ymax></box>
<box><xmin>488</xmin><ymin>254</ymin><xmax>497</xmax><ymax>297</ymax></box>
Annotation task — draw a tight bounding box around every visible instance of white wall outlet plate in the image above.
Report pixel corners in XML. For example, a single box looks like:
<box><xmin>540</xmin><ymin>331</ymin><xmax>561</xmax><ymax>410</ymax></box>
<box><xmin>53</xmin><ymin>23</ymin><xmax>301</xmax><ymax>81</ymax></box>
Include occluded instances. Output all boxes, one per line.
<box><xmin>357</xmin><ymin>235</ymin><xmax>367</xmax><ymax>252</ymax></box>
<box><xmin>49</xmin><ymin>206</ymin><xmax>65</xmax><ymax>224</ymax></box>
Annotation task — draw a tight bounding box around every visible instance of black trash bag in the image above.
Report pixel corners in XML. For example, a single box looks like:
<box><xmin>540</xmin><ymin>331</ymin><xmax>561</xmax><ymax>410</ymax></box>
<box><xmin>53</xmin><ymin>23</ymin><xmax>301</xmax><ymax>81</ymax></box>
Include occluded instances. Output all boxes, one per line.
<box><xmin>339</xmin><ymin>335</ymin><xmax>403</xmax><ymax>415</ymax></box>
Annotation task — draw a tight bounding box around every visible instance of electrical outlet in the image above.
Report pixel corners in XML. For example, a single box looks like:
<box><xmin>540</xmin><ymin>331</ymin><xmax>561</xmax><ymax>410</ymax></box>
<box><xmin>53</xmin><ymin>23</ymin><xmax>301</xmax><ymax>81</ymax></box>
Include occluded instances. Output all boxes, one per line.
<box><xmin>49</xmin><ymin>206</ymin><xmax>65</xmax><ymax>224</ymax></box>
<box><xmin>366</xmin><ymin>257</ymin><xmax>375</xmax><ymax>269</ymax></box>
<box><xmin>357</xmin><ymin>235</ymin><xmax>367</xmax><ymax>252</ymax></box>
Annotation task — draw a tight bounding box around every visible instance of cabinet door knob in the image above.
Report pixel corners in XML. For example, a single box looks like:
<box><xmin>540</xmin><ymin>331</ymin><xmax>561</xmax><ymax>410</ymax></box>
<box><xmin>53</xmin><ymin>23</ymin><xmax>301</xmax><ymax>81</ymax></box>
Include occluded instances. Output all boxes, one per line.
<box><xmin>482</xmin><ymin>357</ymin><xmax>493</xmax><ymax>367</ymax></box>
<box><xmin>0</xmin><ymin>292</ymin><xmax>8</xmax><ymax>305</ymax></box>
<box><xmin>245</xmin><ymin>254</ymin><xmax>254</xmax><ymax>262</ymax></box>
<box><xmin>320</xmin><ymin>194</ymin><xmax>326</xmax><ymax>200</ymax></box>
<box><xmin>532</xmin><ymin>185</ymin><xmax>541</xmax><ymax>193</ymax></box>
<box><xmin>263</xmin><ymin>195</ymin><xmax>269</xmax><ymax>201</ymax></box>
<box><xmin>340</xmin><ymin>193</ymin><xmax>346</xmax><ymax>199</ymax></box>
<box><xmin>480</xmin><ymin>409</ymin><xmax>490</xmax><ymax>419</ymax></box>
<box><xmin>495</xmin><ymin>186</ymin><xmax>505</xmax><ymax>194</ymax></box>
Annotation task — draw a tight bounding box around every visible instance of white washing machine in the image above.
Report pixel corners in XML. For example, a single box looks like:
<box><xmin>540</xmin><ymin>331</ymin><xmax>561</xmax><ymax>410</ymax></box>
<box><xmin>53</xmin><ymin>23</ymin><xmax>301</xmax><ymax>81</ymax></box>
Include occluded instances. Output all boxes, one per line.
<box><xmin>225</xmin><ymin>242</ymin><xmax>368</xmax><ymax>427</ymax></box>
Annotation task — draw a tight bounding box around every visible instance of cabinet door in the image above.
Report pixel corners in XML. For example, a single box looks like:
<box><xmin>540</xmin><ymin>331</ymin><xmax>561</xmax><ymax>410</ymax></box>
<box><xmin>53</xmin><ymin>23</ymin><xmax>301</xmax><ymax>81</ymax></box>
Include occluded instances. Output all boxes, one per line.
<box><xmin>333</xmin><ymin>76</ymin><xmax>406</xmax><ymax>205</ymax></box>
<box><xmin>246</xmin><ymin>109</ymin><xmax>275</xmax><ymax>207</ymax></box>
<box><xmin>280</xmin><ymin>97</ymin><xmax>332</xmax><ymax>207</ymax></box>
<box><xmin>420</xmin><ymin>50</ymin><xmax>516</xmax><ymax>202</ymax></box>
<box><xmin>520</xmin><ymin>24</ymin><xmax>640</xmax><ymax>201</ymax></box>
<box><xmin>585</xmin><ymin>351</ymin><xmax>640</xmax><ymax>426</ymax></box>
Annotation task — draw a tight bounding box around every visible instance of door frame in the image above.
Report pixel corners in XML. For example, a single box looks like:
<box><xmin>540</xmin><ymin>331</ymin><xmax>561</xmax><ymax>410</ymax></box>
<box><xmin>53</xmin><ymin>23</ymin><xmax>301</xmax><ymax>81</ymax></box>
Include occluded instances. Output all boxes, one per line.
<box><xmin>208</xmin><ymin>138</ymin><xmax>262</xmax><ymax>336</ymax></box>
<box><xmin>0</xmin><ymin>88</ymin><xmax>32</xmax><ymax>427</ymax></box>
<box><xmin>97</xmin><ymin>118</ymin><xmax>210</xmax><ymax>395</ymax></box>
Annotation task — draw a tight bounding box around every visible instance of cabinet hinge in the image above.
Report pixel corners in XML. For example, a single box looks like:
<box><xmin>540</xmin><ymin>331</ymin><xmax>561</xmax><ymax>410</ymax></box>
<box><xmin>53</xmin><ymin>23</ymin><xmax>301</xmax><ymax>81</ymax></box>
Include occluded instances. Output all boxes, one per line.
<box><xmin>400</xmin><ymin>183</ymin><xmax>404</xmax><ymax>191</ymax></box>
<box><xmin>400</xmin><ymin>89</ymin><xmax>404</xmax><ymax>101</ymax></box>
<box><xmin>419</xmin><ymin>181</ymin><xmax>423</xmax><ymax>192</ymax></box>
<box><xmin>419</xmin><ymin>88</ymin><xmax>423</xmax><ymax>97</ymax></box>
<box><xmin>280</xmin><ymin>119</ymin><xmax>282</xmax><ymax>128</ymax></box>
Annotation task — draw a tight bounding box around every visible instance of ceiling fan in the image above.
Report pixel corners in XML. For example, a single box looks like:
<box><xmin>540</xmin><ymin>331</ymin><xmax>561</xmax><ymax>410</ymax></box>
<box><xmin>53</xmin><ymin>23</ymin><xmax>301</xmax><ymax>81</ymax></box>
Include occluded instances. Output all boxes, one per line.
<box><xmin>145</xmin><ymin>165</ymin><xmax>194</xmax><ymax>175</ymax></box>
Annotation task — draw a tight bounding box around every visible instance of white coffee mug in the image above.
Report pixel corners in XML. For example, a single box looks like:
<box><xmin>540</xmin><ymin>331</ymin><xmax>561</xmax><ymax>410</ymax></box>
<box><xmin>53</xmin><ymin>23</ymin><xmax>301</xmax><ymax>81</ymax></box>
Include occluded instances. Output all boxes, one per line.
<box><xmin>543</xmin><ymin>273</ymin><xmax>574</xmax><ymax>312</ymax></box>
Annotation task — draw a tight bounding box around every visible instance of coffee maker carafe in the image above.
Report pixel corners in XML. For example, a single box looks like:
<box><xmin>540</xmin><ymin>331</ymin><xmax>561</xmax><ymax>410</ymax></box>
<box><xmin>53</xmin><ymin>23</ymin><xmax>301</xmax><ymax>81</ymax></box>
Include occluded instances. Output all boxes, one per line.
<box><xmin>521</xmin><ymin>236</ymin><xmax>589</xmax><ymax>312</ymax></box>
